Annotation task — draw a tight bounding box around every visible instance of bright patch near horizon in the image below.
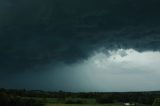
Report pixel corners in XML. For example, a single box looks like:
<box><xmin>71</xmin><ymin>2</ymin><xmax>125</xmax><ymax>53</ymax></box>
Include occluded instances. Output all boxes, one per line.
<box><xmin>61</xmin><ymin>48</ymin><xmax>160</xmax><ymax>92</ymax></box>
<box><xmin>91</xmin><ymin>49</ymin><xmax>160</xmax><ymax>72</ymax></box>
<box><xmin>2</xmin><ymin>48</ymin><xmax>160</xmax><ymax>92</ymax></box>
<box><xmin>48</xmin><ymin>49</ymin><xmax>160</xmax><ymax>91</ymax></box>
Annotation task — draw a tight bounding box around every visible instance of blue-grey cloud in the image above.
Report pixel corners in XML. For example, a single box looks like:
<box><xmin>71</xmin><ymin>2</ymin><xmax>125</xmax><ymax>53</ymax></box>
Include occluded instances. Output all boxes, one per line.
<box><xmin>1</xmin><ymin>49</ymin><xmax>160</xmax><ymax>92</ymax></box>
<box><xmin>0</xmin><ymin>0</ymin><xmax>160</xmax><ymax>73</ymax></box>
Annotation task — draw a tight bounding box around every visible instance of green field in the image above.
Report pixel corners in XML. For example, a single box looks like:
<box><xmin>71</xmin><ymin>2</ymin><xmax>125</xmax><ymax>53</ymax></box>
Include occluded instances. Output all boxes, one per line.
<box><xmin>46</xmin><ymin>104</ymin><xmax>124</xmax><ymax>106</ymax></box>
<box><xmin>0</xmin><ymin>89</ymin><xmax>155</xmax><ymax>106</ymax></box>
<box><xmin>21</xmin><ymin>97</ymin><xmax>97</xmax><ymax>104</ymax></box>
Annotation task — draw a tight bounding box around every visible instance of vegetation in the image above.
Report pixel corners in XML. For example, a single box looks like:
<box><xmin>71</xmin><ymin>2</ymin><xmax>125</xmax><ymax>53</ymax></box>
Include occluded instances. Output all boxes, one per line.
<box><xmin>45</xmin><ymin>104</ymin><xmax>124</xmax><ymax>106</ymax></box>
<box><xmin>153</xmin><ymin>98</ymin><xmax>160</xmax><ymax>106</ymax></box>
<box><xmin>0</xmin><ymin>92</ymin><xmax>45</xmax><ymax>106</ymax></box>
<box><xmin>0</xmin><ymin>88</ymin><xmax>159</xmax><ymax>106</ymax></box>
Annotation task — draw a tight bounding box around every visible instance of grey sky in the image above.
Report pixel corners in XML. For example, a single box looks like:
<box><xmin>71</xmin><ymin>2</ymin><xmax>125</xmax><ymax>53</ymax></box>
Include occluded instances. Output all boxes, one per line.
<box><xmin>0</xmin><ymin>0</ymin><xmax>160</xmax><ymax>91</ymax></box>
<box><xmin>1</xmin><ymin>49</ymin><xmax>160</xmax><ymax>92</ymax></box>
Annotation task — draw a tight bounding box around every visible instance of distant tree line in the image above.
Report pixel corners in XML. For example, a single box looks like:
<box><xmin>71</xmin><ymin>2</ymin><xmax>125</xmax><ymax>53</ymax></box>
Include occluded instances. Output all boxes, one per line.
<box><xmin>0</xmin><ymin>91</ymin><xmax>45</xmax><ymax>106</ymax></box>
<box><xmin>0</xmin><ymin>88</ymin><xmax>160</xmax><ymax>105</ymax></box>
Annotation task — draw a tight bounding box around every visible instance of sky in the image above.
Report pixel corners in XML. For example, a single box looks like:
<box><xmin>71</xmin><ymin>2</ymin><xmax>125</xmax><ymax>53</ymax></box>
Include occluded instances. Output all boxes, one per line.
<box><xmin>0</xmin><ymin>0</ymin><xmax>160</xmax><ymax>92</ymax></box>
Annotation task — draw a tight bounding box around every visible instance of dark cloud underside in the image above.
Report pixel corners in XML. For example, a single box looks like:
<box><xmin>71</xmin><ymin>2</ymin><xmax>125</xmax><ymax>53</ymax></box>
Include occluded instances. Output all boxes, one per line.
<box><xmin>0</xmin><ymin>0</ymin><xmax>160</xmax><ymax>72</ymax></box>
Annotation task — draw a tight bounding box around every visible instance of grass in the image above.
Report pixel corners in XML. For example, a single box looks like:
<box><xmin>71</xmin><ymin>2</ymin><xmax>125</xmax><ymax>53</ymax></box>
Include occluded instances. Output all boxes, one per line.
<box><xmin>45</xmin><ymin>104</ymin><xmax>124</xmax><ymax>106</ymax></box>
<box><xmin>20</xmin><ymin>97</ymin><xmax>149</xmax><ymax>106</ymax></box>
<box><xmin>21</xmin><ymin>96</ymin><xmax>97</xmax><ymax>104</ymax></box>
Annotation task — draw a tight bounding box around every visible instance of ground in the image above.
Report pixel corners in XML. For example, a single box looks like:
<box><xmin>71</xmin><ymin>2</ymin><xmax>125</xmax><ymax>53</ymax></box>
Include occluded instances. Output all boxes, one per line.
<box><xmin>45</xmin><ymin>104</ymin><xmax>124</xmax><ymax>106</ymax></box>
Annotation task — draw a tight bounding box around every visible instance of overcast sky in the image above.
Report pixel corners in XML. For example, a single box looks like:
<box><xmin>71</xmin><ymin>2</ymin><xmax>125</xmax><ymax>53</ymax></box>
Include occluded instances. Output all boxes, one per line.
<box><xmin>0</xmin><ymin>0</ymin><xmax>160</xmax><ymax>92</ymax></box>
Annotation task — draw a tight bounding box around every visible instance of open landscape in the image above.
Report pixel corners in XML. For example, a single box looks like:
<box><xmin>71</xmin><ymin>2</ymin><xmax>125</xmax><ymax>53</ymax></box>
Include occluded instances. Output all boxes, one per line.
<box><xmin>0</xmin><ymin>88</ymin><xmax>159</xmax><ymax>106</ymax></box>
<box><xmin>1</xmin><ymin>0</ymin><xmax>160</xmax><ymax>106</ymax></box>
<box><xmin>45</xmin><ymin>104</ymin><xmax>124</xmax><ymax>106</ymax></box>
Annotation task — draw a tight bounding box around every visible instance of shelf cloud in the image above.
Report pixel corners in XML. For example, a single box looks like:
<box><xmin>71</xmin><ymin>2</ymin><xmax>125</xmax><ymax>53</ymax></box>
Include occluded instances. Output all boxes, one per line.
<box><xmin>0</xmin><ymin>0</ymin><xmax>160</xmax><ymax>91</ymax></box>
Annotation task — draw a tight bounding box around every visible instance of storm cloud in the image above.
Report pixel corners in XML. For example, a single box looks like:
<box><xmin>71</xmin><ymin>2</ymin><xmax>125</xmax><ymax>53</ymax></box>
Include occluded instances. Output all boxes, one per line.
<box><xmin>0</xmin><ymin>0</ymin><xmax>160</xmax><ymax>91</ymax></box>
<box><xmin>0</xmin><ymin>0</ymin><xmax>160</xmax><ymax>72</ymax></box>
<box><xmin>1</xmin><ymin>49</ymin><xmax>160</xmax><ymax>92</ymax></box>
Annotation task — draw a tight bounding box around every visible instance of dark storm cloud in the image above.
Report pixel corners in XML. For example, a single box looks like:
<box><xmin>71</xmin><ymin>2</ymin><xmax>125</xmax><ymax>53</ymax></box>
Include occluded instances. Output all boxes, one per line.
<box><xmin>0</xmin><ymin>0</ymin><xmax>160</xmax><ymax>71</ymax></box>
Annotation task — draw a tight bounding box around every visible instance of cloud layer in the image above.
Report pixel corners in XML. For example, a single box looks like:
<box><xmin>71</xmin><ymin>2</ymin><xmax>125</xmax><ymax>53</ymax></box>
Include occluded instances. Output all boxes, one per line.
<box><xmin>1</xmin><ymin>49</ymin><xmax>160</xmax><ymax>91</ymax></box>
<box><xmin>0</xmin><ymin>0</ymin><xmax>160</xmax><ymax>73</ymax></box>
